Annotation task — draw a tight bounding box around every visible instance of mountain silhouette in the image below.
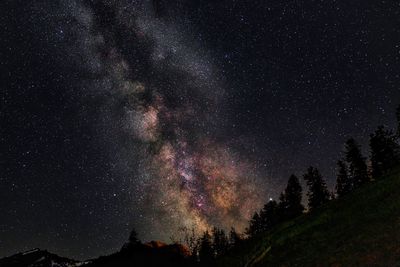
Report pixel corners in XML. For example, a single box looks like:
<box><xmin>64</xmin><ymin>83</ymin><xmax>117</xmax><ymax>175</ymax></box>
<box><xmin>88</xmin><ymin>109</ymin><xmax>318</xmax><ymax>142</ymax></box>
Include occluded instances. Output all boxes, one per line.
<box><xmin>0</xmin><ymin>241</ymin><xmax>191</xmax><ymax>267</ymax></box>
<box><xmin>0</xmin><ymin>248</ymin><xmax>80</xmax><ymax>267</ymax></box>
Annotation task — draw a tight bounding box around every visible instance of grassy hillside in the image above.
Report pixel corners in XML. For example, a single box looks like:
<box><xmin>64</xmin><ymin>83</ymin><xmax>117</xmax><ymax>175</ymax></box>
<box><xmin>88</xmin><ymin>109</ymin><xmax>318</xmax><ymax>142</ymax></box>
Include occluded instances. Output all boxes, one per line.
<box><xmin>218</xmin><ymin>168</ymin><xmax>400</xmax><ymax>267</ymax></box>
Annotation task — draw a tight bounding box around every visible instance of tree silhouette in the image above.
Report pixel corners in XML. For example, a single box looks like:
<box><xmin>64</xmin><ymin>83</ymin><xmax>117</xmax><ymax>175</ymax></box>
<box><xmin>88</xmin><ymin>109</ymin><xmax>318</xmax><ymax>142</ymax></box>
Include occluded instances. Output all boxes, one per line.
<box><xmin>303</xmin><ymin>167</ymin><xmax>330</xmax><ymax>211</ymax></box>
<box><xmin>280</xmin><ymin>175</ymin><xmax>304</xmax><ymax>220</ymax></box>
<box><xmin>246</xmin><ymin>212</ymin><xmax>263</xmax><ymax>238</ymax></box>
<box><xmin>198</xmin><ymin>231</ymin><xmax>214</xmax><ymax>263</ymax></box>
<box><xmin>229</xmin><ymin>227</ymin><xmax>242</xmax><ymax>248</ymax></box>
<box><xmin>276</xmin><ymin>192</ymin><xmax>286</xmax><ymax>219</ymax></box>
<box><xmin>248</xmin><ymin>176</ymin><xmax>304</xmax><ymax>239</ymax></box>
<box><xmin>336</xmin><ymin>160</ymin><xmax>352</xmax><ymax>197</ymax></box>
<box><xmin>370</xmin><ymin>126</ymin><xmax>400</xmax><ymax>179</ymax></box>
<box><xmin>259</xmin><ymin>200</ymin><xmax>279</xmax><ymax>231</ymax></box>
<box><xmin>345</xmin><ymin>138</ymin><xmax>369</xmax><ymax>188</ymax></box>
<box><xmin>180</xmin><ymin>227</ymin><xmax>199</xmax><ymax>260</ymax></box>
<box><xmin>212</xmin><ymin>227</ymin><xmax>229</xmax><ymax>257</ymax></box>
<box><xmin>121</xmin><ymin>228</ymin><xmax>141</xmax><ymax>251</ymax></box>
<box><xmin>128</xmin><ymin>228</ymin><xmax>140</xmax><ymax>245</ymax></box>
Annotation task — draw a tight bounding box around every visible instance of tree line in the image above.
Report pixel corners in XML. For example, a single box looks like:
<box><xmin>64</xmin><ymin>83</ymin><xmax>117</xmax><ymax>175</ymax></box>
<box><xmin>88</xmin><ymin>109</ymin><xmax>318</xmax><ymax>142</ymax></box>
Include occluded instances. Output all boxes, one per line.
<box><xmin>125</xmin><ymin>105</ymin><xmax>400</xmax><ymax>264</ymax></box>
<box><xmin>246</xmin><ymin>105</ymin><xmax>400</xmax><ymax>238</ymax></box>
<box><xmin>192</xmin><ymin>104</ymin><xmax>400</xmax><ymax>263</ymax></box>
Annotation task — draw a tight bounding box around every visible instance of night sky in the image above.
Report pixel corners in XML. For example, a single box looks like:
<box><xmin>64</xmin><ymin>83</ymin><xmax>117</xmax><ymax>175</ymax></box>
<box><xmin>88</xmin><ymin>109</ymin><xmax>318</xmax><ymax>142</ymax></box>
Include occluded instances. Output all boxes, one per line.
<box><xmin>2</xmin><ymin>0</ymin><xmax>400</xmax><ymax>260</ymax></box>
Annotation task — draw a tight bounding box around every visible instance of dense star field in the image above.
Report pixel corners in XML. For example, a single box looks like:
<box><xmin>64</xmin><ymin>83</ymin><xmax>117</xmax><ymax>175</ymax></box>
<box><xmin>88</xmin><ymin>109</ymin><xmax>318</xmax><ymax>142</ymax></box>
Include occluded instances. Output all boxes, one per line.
<box><xmin>2</xmin><ymin>0</ymin><xmax>400</xmax><ymax>260</ymax></box>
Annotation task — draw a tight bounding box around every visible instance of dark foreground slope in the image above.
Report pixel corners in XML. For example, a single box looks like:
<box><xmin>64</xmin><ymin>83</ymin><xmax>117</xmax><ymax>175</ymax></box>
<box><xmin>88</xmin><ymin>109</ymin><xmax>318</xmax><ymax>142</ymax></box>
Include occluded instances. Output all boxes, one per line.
<box><xmin>219</xmin><ymin>169</ymin><xmax>400</xmax><ymax>267</ymax></box>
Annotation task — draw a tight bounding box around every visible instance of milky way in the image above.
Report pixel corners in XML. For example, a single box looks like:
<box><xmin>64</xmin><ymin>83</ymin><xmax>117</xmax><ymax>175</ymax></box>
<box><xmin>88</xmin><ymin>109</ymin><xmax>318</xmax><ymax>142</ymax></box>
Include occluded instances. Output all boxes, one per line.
<box><xmin>4</xmin><ymin>0</ymin><xmax>400</xmax><ymax>259</ymax></box>
<box><xmin>64</xmin><ymin>0</ymin><xmax>266</xmax><ymax>240</ymax></box>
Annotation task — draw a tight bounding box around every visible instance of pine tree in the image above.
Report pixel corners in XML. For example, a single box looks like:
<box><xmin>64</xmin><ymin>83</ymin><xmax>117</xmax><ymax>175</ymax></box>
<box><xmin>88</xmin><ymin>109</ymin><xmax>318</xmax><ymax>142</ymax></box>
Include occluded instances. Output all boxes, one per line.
<box><xmin>212</xmin><ymin>227</ymin><xmax>229</xmax><ymax>257</ymax></box>
<box><xmin>303</xmin><ymin>166</ymin><xmax>330</xmax><ymax>211</ymax></box>
<box><xmin>128</xmin><ymin>228</ymin><xmax>140</xmax><ymax>245</ymax></box>
<box><xmin>199</xmin><ymin>231</ymin><xmax>214</xmax><ymax>263</ymax></box>
<box><xmin>259</xmin><ymin>200</ymin><xmax>279</xmax><ymax>231</ymax></box>
<box><xmin>336</xmin><ymin>160</ymin><xmax>352</xmax><ymax>197</ymax></box>
<box><xmin>282</xmin><ymin>175</ymin><xmax>304</xmax><ymax>219</ymax></box>
<box><xmin>122</xmin><ymin>228</ymin><xmax>141</xmax><ymax>251</ymax></box>
<box><xmin>276</xmin><ymin>192</ymin><xmax>287</xmax><ymax>221</ymax></box>
<box><xmin>370</xmin><ymin>126</ymin><xmax>400</xmax><ymax>179</ymax></box>
<box><xmin>228</xmin><ymin>227</ymin><xmax>241</xmax><ymax>248</ymax></box>
<box><xmin>246</xmin><ymin>211</ymin><xmax>262</xmax><ymax>237</ymax></box>
<box><xmin>345</xmin><ymin>138</ymin><xmax>369</xmax><ymax>188</ymax></box>
<box><xmin>182</xmin><ymin>227</ymin><xmax>199</xmax><ymax>259</ymax></box>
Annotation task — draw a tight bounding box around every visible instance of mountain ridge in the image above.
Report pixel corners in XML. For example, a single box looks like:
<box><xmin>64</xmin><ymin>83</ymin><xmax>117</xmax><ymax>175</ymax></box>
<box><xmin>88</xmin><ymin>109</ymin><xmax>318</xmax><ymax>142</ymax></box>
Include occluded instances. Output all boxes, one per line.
<box><xmin>0</xmin><ymin>241</ymin><xmax>191</xmax><ymax>267</ymax></box>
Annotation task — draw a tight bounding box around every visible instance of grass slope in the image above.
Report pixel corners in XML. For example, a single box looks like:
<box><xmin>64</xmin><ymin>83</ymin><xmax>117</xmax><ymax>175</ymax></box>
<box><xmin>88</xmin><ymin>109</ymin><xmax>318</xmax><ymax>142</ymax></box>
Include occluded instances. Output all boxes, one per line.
<box><xmin>218</xmin><ymin>168</ymin><xmax>400</xmax><ymax>267</ymax></box>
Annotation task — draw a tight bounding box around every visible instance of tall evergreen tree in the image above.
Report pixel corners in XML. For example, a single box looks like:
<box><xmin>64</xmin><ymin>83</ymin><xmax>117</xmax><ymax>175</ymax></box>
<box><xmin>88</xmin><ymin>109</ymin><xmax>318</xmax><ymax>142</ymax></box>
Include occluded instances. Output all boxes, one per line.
<box><xmin>246</xmin><ymin>211</ymin><xmax>262</xmax><ymax>237</ymax></box>
<box><xmin>182</xmin><ymin>227</ymin><xmax>199</xmax><ymax>259</ymax></box>
<box><xmin>198</xmin><ymin>231</ymin><xmax>214</xmax><ymax>263</ymax></box>
<box><xmin>212</xmin><ymin>227</ymin><xmax>229</xmax><ymax>257</ymax></box>
<box><xmin>303</xmin><ymin>167</ymin><xmax>330</xmax><ymax>211</ymax></box>
<box><xmin>259</xmin><ymin>200</ymin><xmax>279</xmax><ymax>231</ymax></box>
<box><xmin>282</xmin><ymin>175</ymin><xmax>304</xmax><ymax>219</ymax></box>
<box><xmin>122</xmin><ymin>228</ymin><xmax>141</xmax><ymax>251</ymax></box>
<box><xmin>228</xmin><ymin>227</ymin><xmax>241</xmax><ymax>248</ymax></box>
<box><xmin>128</xmin><ymin>228</ymin><xmax>140</xmax><ymax>245</ymax></box>
<box><xmin>370</xmin><ymin>126</ymin><xmax>400</xmax><ymax>179</ymax></box>
<box><xmin>345</xmin><ymin>138</ymin><xmax>369</xmax><ymax>187</ymax></box>
<box><xmin>335</xmin><ymin>160</ymin><xmax>352</xmax><ymax>197</ymax></box>
<box><xmin>276</xmin><ymin>192</ymin><xmax>287</xmax><ymax>220</ymax></box>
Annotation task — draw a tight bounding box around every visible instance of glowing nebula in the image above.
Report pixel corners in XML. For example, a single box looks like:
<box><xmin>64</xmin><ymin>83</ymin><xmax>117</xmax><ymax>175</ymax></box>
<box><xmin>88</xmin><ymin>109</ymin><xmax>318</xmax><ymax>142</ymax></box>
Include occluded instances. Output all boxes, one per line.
<box><xmin>141</xmin><ymin>105</ymin><xmax>265</xmax><ymax>235</ymax></box>
<box><xmin>66</xmin><ymin>0</ymin><xmax>267</xmax><ymax>240</ymax></box>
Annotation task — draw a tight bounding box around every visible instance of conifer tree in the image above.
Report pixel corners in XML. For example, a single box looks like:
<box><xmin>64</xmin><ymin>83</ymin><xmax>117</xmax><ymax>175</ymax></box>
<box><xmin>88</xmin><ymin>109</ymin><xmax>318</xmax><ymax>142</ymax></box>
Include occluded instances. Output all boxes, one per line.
<box><xmin>303</xmin><ymin>167</ymin><xmax>330</xmax><ymax>211</ymax></box>
<box><xmin>212</xmin><ymin>227</ymin><xmax>229</xmax><ymax>257</ymax></box>
<box><xmin>345</xmin><ymin>138</ymin><xmax>369</xmax><ymax>187</ymax></box>
<box><xmin>370</xmin><ymin>126</ymin><xmax>400</xmax><ymax>179</ymax></box>
<box><xmin>122</xmin><ymin>228</ymin><xmax>141</xmax><ymax>251</ymax></box>
<box><xmin>128</xmin><ymin>228</ymin><xmax>140</xmax><ymax>245</ymax></box>
<box><xmin>282</xmin><ymin>175</ymin><xmax>304</xmax><ymax>219</ymax></box>
<box><xmin>276</xmin><ymin>192</ymin><xmax>287</xmax><ymax>220</ymax></box>
<box><xmin>246</xmin><ymin>212</ymin><xmax>262</xmax><ymax>237</ymax></box>
<box><xmin>336</xmin><ymin>160</ymin><xmax>352</xmax><ymax>197</ymax></box>
<box><xmin>199</xmin><ymin>231</ymin><xmax>214</xmax><ymax>263</ymax></box>
<box><xmin>229</xmin><ymin>227</ymin><xmax>241</xmax><ymax>247</ymax></box>
<box><xmin>182</xmin><ymin>227</ymin><xmax>199</xmax><ymax>259</ymax></box>
<box><xmin>259</xmin><ymin>200</ymin><xmax>279</xmax><ymax>231</ymax></box>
